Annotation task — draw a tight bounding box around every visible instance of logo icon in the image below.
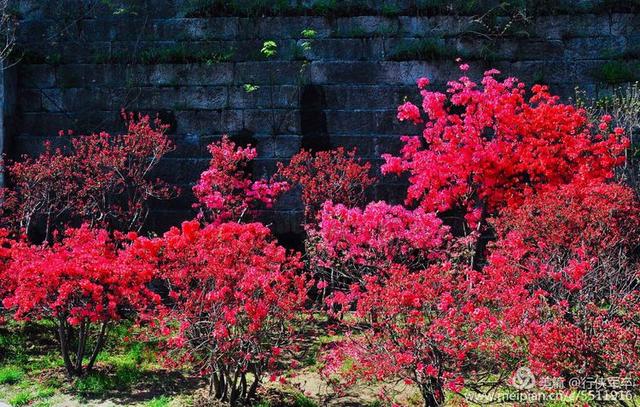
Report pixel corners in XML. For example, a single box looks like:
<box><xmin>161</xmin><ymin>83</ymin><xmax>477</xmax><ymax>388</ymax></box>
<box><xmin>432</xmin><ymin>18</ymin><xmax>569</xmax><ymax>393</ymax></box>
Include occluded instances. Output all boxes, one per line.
<box><xmin>512</xmin><ymin>366</ymin><xmax>536</xmax><ymax>390</ymax></box>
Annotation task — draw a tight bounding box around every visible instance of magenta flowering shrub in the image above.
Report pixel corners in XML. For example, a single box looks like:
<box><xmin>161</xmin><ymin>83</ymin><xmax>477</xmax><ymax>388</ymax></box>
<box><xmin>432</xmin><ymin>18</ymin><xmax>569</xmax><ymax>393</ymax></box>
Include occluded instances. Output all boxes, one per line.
<box><xmin>319</xmin><ymin>66</ymin><xmax>637</xmax><ymax>407</ymax></box>
<box><xmin>383</xmin><ymin>69</ymin><xmax>627</xmax><ymax>228</ymax></box>
<box><xmin>0</xmin><ymin>225</ymin><xmax>159</xmax><ymax>376</ymax></box>
<box><xmin>275</xmin><ymin>147</ymin><xmax>376</xmax><ymax>227</ymax></box>
<box><xmin>193</xmin><ymin>136</ymin><xmax>288</xmax><ymax>224</ymax></box>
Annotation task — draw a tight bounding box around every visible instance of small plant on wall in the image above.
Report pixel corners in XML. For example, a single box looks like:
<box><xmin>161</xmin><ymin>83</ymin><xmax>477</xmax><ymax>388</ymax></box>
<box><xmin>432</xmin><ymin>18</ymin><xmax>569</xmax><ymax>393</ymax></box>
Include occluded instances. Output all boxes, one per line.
<box><xmin>244</xmin><ymin>29</ymin><xmax>317</xmax><ymax>135</ymax></box>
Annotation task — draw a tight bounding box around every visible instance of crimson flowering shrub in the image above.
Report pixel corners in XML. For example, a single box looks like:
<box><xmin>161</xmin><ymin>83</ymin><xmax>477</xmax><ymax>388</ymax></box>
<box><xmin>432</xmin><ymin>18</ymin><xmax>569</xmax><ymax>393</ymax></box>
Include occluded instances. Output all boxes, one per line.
<box><xmin>480</xmin><ymin>181</ymin><xmax>640</xmax><ymax>378</ymax></box>
<box><xmin>145</xmin><ymin>220</ymin><xmax>309</xmax><ymax>406</ymax></box>
<box><xmin>383</xmin><ymin>69</ymin><xmax>628</xmax><ymax>228</ymax></box>
<box><xmin>2</xmin><ymin>112</ymin><xmax>176</xmax><ymax>242</ymax></box>
<box><xmin>322</xmin><ymin>263</ymin><xmax>504</xmax><ymax>407</ymax></box>
<box><xmin>275</xmin><ymin>147</ymin><xmax>376</xmax><ymax>226</ymax></box>
<box><xmin>193</xmin><ymin>136</ymin><xmax>288</xmax><ymax>224</ymax></box>
<box><xmin>316</xmin><ymin>203</ymin><xmax>499</xmax><ymax>405</ymax></box>
<box><xmin>309</xmin><ymin>201</ymin><xmax>452</xmax><ymax>298</ymax></box>
<box><xmin>0</xmin><ymin>225</ymin><xmax>159</xmax><ymax>376</ymax></box>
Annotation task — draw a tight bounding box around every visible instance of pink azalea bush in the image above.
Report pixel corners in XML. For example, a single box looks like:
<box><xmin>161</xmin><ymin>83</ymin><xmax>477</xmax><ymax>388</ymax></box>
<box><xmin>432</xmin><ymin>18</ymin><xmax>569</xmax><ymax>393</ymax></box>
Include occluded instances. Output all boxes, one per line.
<box><xmin>193</xmin><ymin>136</ymin><xmax>288</xmax><ymax>224</ymax></box>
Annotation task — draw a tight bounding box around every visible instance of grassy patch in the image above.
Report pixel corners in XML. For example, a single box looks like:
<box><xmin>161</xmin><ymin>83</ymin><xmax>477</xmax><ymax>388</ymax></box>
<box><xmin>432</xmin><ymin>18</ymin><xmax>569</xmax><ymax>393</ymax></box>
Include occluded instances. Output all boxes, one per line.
<box><xmin>92</xmin><ymin>44</ymin><xmax>235</xmax><ymax>65</ymax></box>
<box><xmin>0</xmin><ymin>366</ymin><xmax>24</xmax><ymax>385</ymax></box>
<box><xmin>73</xmin><ymin>371</ymin><xmax>114</xmax><ymax>396</ymax></box>
<box><xmin>9</xmin><ymin>390</ymin><xmax>35</xmax><ymax>406</ymax></box>
<box><xmin>146</xmin><ymin>396</ymin><xmax>172</xmax><ymax>407</ymax></box>
<box><xmin>184</xmin><ymin>0</ymin><xmax>300</xmax><ymax>17</ymax></box>
<box><xmin>294</xmin><ymin>393</ymin><xmax>318</xmax><ymax>407</ymax></box>
<box><xmin>180</xmin><ymin>0</ymin><xmax>640</xmax><ymax>17</ymax></box>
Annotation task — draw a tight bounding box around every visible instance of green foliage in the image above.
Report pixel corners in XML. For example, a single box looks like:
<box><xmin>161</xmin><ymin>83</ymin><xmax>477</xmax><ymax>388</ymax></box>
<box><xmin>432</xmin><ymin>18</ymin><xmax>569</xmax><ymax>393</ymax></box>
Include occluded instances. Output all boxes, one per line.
<box><xmin>381</xmin><ymin>3</ymin><xmax>401</xmax><ymax>17</ymax></box>
<box><xmin>0</xmin><ymin>365</ymin><xmax>23</xmax><ymax>384</ymax></box>
<box><xmin>261</xmin><ymin>40</ymin><xmax>278</xmax><ymax>58</ymax></box>
<box><xmin>146</xmin><ymin>396</ymin><xmax>172</xmax><ymax>407</ymax></box>
<box><xmin>299</xmin><ymin>29</ymin><xmax>317</xmax><ymax>54</ymax></box>
<box><xmin>388</xmin><ymin>38</ymin><xmax>454</xmax><ymax>61</ymax></box>
<box><xmin>301</xmin><ymin>29</ymin><xmax>317</xmax><ymax>39</ymax></box>
<box><xmin>593</xmin><ymin>61</ymin><xmax>640</xmax><ymax>85</ymax></box>
<box><xmin>9</xmin><ymin>390</ymin><xmax>34</xmax><ymax>407</ymax></box>
<box><xmin>294</xmin><ymin>393</ymin><xmax>319</xmax><ymax>407</ymax></box>
<box><xmin>244</xmin><ymin>83</ymin><xmax>260</xmax><ymax>93</ymax></box>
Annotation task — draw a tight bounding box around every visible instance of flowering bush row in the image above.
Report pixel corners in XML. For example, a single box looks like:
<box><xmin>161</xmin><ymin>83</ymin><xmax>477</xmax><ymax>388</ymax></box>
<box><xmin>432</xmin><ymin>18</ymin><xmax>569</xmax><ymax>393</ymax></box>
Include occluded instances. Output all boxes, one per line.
<box><xmin>1</xmin><ymin>67</ymin><xmax>639</xmax><ymax>407</ymax></box>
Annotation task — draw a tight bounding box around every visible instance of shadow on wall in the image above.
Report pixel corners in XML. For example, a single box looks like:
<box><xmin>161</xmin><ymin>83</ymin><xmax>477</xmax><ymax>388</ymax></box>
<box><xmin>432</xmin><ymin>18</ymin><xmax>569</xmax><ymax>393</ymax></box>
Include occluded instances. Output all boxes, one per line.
<box><xmin>300</xmin><ymin>84</ymin><xmax>330</xmax><ymax>152</ymax></box>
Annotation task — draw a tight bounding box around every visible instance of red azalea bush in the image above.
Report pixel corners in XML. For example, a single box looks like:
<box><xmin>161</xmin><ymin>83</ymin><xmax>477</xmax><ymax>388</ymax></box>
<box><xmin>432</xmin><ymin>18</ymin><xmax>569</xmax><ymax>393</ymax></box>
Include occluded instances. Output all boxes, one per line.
<box><xmin>2</xmin><ymin>112</ymin><xmax>176</xmax><ymax>242</ymax></box>
<box><xmin>0</xmin><ymin>225</ymin><xmax>160</xmax><ymax>376</ymax></box>
<box><xmin>309</xmin><ymin>201</ymin><xmax>452</xmax><ymax>298</ymax></box>
<box><xmin>147</xmin><ymin>220</ymin><xmax>309</xmax><ymax>406</ymax></box>
<box><xmin>316</xmin><ymin>203</ymin><xmax>497</xmax><ymax>405</ymax></box>
<box><xmin>383</xmin><ymin>70</ymin><xmax>628</xmax><ymax>228</ymax></box>
<box><xmin>480</xmin><ymin>181</ymin><xmax>640</xmax><ymax>378</ymax></box>
<box><xmin>275</xmin><ymin>147</ymin><xmax>376</xmax><ymax>226</ymax></box>
<box><xmin>322</xmin><ymin>263</ymin><xmax>504</xmax><ymax>407</ymax></box>
<box><xmin>193</xmin><ymin>136</ymin><xmax>288</xmax><ymax>224</ymax></box>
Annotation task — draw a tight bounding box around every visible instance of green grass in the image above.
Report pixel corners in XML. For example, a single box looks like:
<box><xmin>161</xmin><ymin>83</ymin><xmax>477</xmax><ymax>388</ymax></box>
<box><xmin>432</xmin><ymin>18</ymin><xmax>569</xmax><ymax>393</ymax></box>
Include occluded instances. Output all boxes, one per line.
<box><xmin>73</xmin><ymin>371</ymin><xmax>114</xmax><ymax>396</ymax></box>
<box><xmin>3</xmin><ymin>382</ymin><xmax>62</xmax><ymax>406</ymax></box>
<box><xmin>146</xmin><ymin>396</ymin><xmax>172</xmax><ymax>407</ymax></box>
<box><xmin>180</xmin><ymin>0</ymin><xmax>640</xmax><ymax>17</ymax></box>
<box><xmin>9</xmin><ymin>390</ymin><xmax>35</xmax><ymax>406</ymax></box>
<box><xmin>73</xmin><ymin>354</ymin><xmax>145</xmax><ymax>396</ymax></box>
<box><xmin>139</xmin><ymin>45</ymin><xmax>235</xmax><ymax>65</ymax></box>
<box><xmin>0</xmin><ymin>366</ymin><xmax>24</xmax><ymax>384</ymax></box>
<box><xmin>92</xmin><ymin>44</ymin><xmax>235</xmax><ymax>65</ymax></box>
<box><xmin>34</xmin><ymin>386</ymin><xmax>56</xmax><ymax>399</ymax></box>
<box><xmin>184</xmin><ymin>0</ymin><xmax>300</xmax><ymax>17</ymax></box>
<box><xmin>294</xmin><ymin>393</ymin><xmax>318</xmax><ymax>407</ymax></box>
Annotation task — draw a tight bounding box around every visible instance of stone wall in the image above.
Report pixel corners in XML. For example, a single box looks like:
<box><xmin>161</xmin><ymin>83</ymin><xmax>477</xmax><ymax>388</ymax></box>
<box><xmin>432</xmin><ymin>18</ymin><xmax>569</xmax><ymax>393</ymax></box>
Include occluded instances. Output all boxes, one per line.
<box><xmin>8</xmin><ymin>0</ymin><xmax>640</xmax><ymax>236</ymax></box>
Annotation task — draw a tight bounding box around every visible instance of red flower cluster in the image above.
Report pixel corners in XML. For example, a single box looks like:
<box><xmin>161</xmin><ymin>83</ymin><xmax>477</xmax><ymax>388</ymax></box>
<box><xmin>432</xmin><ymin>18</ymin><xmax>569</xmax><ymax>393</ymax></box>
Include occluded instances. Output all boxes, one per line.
<box><xmin>276</xmin><ymin>147</ymin><xmax>376</xmax><ymax>226</ymax></box>
<box><xmin>193</xmin><ymin>136</ymin><xmax>288</xmax><ymax>224</ymax></box>
<box><xmin>383</xmin><ymin>70</ymin><xmax>628</xmax><ymax>227</ymax></box>
<box><xmin>308</xmin><ymin>201</ymin><xmax>452</xmax><ymax>298</ymax></box>
<box><xmin>320</xmin><ymin>67</ymin><xmax>639</xmax><ymax>406</ymax></box>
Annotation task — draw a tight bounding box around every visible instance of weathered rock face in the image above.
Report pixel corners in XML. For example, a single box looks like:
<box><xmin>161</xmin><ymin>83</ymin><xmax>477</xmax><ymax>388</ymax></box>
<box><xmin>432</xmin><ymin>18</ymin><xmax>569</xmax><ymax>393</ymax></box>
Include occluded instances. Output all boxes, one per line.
<box><xmin>8</xmin><ymin>0</ymin><xmax>640</xmax><ymax>235</ymax></box>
